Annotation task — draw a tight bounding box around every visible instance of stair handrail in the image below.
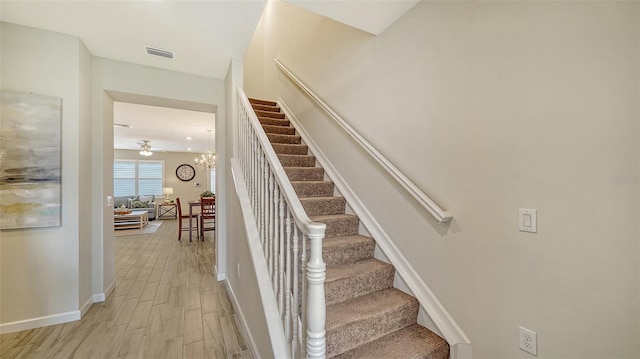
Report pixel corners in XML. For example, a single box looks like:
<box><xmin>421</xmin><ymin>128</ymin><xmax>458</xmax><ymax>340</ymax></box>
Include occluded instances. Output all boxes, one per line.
<box><xmin>274</xmin><ymin>58</ymin><xmax>452</xmax><ymax>223</ymax></box>
<box><xmin>237</xmin><ymin>86</ymin><xmax>327</xmax><ymax>359</ymax></box>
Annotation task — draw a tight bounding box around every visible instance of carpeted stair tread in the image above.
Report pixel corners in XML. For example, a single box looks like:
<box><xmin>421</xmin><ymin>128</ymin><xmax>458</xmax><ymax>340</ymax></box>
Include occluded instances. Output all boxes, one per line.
<box><xmin>268</xmin><ymin>133</ymin><xmax>302</xmax><ymax>145</ymax></box>
<box><xmin>251</xmin><ymin>97</ymin><xmax>451</xmax><ymax>358</ymax></box>
<box><xmin>326</xmin><ymin>259</ymin><xmax>395</xmax><ymax>306</ymax></box>
<box><xmin>259</xmin><ymin>117</ymin><xmax>290</xmax><ymax>127</ymax></box>
<box><xmin>322</xmin><ymin>235</ymin><xmax>376</xmax><ymax>266</ymax></box>
<box><xmin>332</xmin><ymin>324</ymin><xmax>450</xmax><ymax>359</ymax></box>
<box><xmin>255</xmin><ymin>109</ymin><xmax>285</xmax><ymax>119</ymax></box>
<box><xmin>300</xmin><ymin>196</ymin><xmax>346</xmax><ymax>216</ymax></box>
<box><xmin>278</xmin><ymin>154</ymin><xmax>315</xmax><ymax>167</ymax></box>
<box><xmin>292</xmin><ymin>181</ymin><xmax>334</xmax><ymax>197</ymax></box>
<box><xmin>273</xmin><ymin>143</ymin><xmax>309</xmax><ymax>155</ymax></box>
<box><xmin>262</xmin><ymin>124</ymin><xmax>296</xmax><ymax>135</ymax></box>
<box><xmin>249</xmin><ymin>98</ymin><xmax>277</xmax><ymax>106</ymax></box>
<box><xmin>310</xmin><ymin>214</ymin><xmax>359</xmax><ymax>237</ymax></box>
<box><xmin>326</xmin><ymin>288</ymin><xmax>419</xmax><ymax>357</ymax></box>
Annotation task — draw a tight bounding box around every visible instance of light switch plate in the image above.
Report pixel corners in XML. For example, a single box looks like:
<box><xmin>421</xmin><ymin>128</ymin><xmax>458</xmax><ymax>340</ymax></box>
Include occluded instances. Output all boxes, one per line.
<box><xmin>519</xmin><ymin>209</ymin><xmax>537</xmax><ymax>233</ymax></box>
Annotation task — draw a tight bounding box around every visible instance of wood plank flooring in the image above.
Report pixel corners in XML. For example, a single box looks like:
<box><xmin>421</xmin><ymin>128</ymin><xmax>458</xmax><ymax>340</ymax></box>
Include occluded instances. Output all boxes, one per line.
<box><xmin>0</xmin><ymin>219</ymin><xmax>251</xmax><ymax>359</ymax></box>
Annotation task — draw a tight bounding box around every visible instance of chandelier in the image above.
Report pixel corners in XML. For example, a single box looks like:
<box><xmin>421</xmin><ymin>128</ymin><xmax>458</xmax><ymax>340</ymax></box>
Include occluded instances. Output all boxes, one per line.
<box><xmin>139</xmin><ymin>140</ymin><xmax>153</xmax><ymax>156</ymax></box>
<box><xmin>194</xmin><ymin>129</ymin><xmax>216</xmax><ymax>170</ymax></box>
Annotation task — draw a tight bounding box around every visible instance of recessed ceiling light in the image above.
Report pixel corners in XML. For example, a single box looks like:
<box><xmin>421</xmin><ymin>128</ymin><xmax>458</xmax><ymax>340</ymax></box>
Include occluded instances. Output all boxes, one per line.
<box><xmin>114</xmin><ymin>123</ymin><xmax>132</xmax><ymax>128</ymax></box>
<box><xmin>187</xmin><ymin>148</ymin><xmax>192</xmax><ymax>151</ymax></box>
<box><xmin>186</xmin><ymin>137</ymin><xmax>192</xmax><ymax>140</ymax></box>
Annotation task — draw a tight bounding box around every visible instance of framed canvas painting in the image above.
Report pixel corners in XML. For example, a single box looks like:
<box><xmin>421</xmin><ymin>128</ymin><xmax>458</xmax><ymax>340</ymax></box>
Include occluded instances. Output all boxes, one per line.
<box><xmin>0</xmin><ymin>91</ymin><xmax>62</xmax><ymax>229</ymax></box>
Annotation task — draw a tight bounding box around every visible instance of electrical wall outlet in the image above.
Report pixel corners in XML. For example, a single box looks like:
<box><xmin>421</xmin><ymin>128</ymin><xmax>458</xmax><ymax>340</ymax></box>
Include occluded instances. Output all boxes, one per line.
<box><xmin>519</xmin><ymin>326</ymin><xmax>537</xmax><ymax>356</ymax></box>
<box><xmin>237</xmin><ymin>263</ymin><xmax>241</xmax><ymax>278</ymax></box>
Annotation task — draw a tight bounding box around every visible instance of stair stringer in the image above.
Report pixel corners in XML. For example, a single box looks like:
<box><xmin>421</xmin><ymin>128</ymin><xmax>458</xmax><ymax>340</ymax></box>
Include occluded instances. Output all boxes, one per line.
<box><xmin>278</xmin><ymin>98</ymin><xmax>473</xmax><ymax>359</ymax></box>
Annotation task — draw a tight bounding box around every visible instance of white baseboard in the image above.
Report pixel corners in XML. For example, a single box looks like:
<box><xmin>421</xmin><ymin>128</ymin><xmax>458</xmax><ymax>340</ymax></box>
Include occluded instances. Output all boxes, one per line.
<box><xmin>215</xmin><ymin>265</ymin><xmax>226</xmax><ymax>281</ymax></box>
<box><xmin>93</xmin><ymin>278</ymin><xmax>116</xmax><ymax>303</ymax></box>
<box><xmin>80</xmin><ymin>296</ymin><xmax>94</xmax><ymax>317</ymax></box>
<box><xmin>278</xmin><ymin>98</ymin><xmax>472</xmax><ymax>358</ymax></box>
<box><xmin>0</xmin><ymin>310</ymin><xmax>80</xmax><ymax>334</ymax></box>
<box><xmin>223</xmin><ymin>279</ymin><xmax>259</xmax><ymax>358</ymax></box>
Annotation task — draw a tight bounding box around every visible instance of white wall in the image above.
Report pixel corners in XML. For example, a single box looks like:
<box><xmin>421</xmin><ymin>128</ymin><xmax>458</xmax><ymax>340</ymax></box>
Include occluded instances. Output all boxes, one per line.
<box><xmin>244</xmin><ymin>1</ymin><xmax>640</xmax><ymax>358</ymax></box>
<box><xmin>78</xmin><ymin>38</ymin><xmax>93</xmax><ymax>313</ymax></box>
<box><xmin>92</xmin><ymin>57</ymin><xmax>224</xmax><ymax>299</ymax></box>
<box><xmin>0</xmin><ymin>22</ymin><xmax>89</xmax><ymax>329</ymax></box>
<box><xmin>223</xmin><ymin>58</ymin><xmax>277</xmax><ymax>358</ymax></box>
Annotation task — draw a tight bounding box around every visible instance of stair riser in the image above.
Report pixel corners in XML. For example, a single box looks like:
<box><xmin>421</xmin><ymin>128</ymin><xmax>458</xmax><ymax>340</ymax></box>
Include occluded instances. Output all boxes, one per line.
<box><xmin>292</xmin><ymin>182</ymin><xmax>334</xmax><ymax>198</ymax></box>
<box><xmin>326</xmin><ymin>300</ymin><xmax>418</xmax><ymax>357</ymax></box>
<box><xmin>333</xmin><ymin>324</ymin><xmax>450</xmax><ymax>359</ymax></box>
<box><xmin>273</xmin><ymin>144</ymin><xmax>309</xmax><ymax>155</ymax></box>
<box><xmin>268</xmin><ymin>134</ymin><xmax>302</xmax><ymax>145</ymax></box>
<box><xmin>259</xmin><ymin>117</ymin><xmax>290</xmax><ymax>127</ymax></box>
<box><xmin>300</xmin><ymin>197</ymin><xmax>346</xmax><ymax>216</ymax></box>
<box><xmin>262</xmin><ymin>125</ymin><xmax>296</xmax><ymax>135</ymax></box>
<box><xmin>323</xmin><ymin>238</ymin><xmax>376</xmax><ymax>267</ymax></box>
<box><xmin>278</xmin><ymin>155</ymin><xmax>315</xmax><ymax>167</ymax></box>
<box><xmin>255</xmin><ymin>110</ymin><xmax>285</xmax><ymax>119</ymax></box>
<box><xmin>285</xmin><ymin>167</ymin><xmax>324</xmax><ymax>181</ymax></box>
<box><xmin>252</xmin><ymin>104</ymin><xmax>280</xmax><ymax>112</ymax></box>
<box><xmin>249</xmin><ymin>98</ymin><xmax>277</xmax><ymax>106</ymax></box>
<box><xmin>314</xmin><ymin>216</ymin><xmax>359</xmax><ymax>238</ymax></box>
<box><xmin>326</xmin><ymin>266</ymin><xmax>395</xmax><ymax>306</ymax></box>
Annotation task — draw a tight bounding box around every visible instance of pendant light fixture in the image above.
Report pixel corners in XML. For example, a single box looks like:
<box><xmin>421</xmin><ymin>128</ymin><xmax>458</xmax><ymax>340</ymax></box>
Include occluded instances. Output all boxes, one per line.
<box><xmin>194</xmin><ymin>130</ymin><xmax>216</xmax><ymax>170</ymax></box>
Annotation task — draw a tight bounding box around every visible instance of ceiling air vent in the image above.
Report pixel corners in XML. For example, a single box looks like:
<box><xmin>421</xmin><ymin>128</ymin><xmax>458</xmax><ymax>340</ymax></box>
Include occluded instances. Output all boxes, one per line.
<box><xmin>145</xmin><ymin>46</ymin><xmax>174</xmax><ymax>59</ymax></box>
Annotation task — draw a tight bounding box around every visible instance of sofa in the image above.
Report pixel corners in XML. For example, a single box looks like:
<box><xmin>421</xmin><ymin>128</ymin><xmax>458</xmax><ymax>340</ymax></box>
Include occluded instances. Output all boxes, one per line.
<box><xmin>113</xmin><ymin>195</ymin><xmax>157</xmax><ymax>220</ymax></box>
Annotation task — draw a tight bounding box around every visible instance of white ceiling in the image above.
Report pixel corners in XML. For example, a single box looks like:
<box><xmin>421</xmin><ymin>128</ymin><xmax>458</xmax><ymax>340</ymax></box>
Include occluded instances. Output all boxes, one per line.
<box><xmin>113</xmin><ymin>102</ymin><xmax>216</xmax><ymax>154</ymax></box>
<box><xmin>0</xmin><ymin>0</ymin><xmax>267</xmax><ymax>79</ymax></box>
<box><xmin>0</xmin><ymin>0</ymin><xmax>418</xmax><ymax>154</ymax></box>
<box><xmin>285</xmin><ymin>0</ymin><xmax>419</xmax><ymax>35</ymax></box>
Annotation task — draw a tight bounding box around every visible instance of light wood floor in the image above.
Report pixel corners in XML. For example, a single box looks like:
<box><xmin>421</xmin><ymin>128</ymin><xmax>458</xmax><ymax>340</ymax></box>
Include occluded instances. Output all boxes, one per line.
<box><xmin>0</xmin><ymin>219</ymin><xmax>251</xmax><ymax>359</ymax></box>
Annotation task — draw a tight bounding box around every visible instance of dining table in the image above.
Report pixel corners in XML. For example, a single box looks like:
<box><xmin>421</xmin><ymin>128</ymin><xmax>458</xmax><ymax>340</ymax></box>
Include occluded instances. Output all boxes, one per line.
<box><xmin>187</xmin><ymin>200</ymin><xmax>201</xmax><ymax>241</ymax></box>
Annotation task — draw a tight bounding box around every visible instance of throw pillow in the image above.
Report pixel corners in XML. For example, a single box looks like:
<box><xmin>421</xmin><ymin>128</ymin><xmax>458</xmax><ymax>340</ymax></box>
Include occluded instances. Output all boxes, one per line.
<box><xmin>131</xmin><ymin>200</ymin><xmax>149</xmax><ymax>209</ymax></box>
<box><xmin>139</xmin><ymin>195</ymin><xmax>154</xmax><ymax>203</ymax></box>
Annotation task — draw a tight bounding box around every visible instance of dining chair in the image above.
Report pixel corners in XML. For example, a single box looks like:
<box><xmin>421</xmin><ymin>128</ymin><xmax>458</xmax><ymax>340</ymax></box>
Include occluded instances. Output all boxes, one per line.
<box><xmin>199</xmin><ymin>197</ymin><xmax>215</xmax><ymax>239</ymax></box>
<box><xmin>176</xmin><ymin>197</ymin><xmax>198</xmax><ymax>242</ymax></box>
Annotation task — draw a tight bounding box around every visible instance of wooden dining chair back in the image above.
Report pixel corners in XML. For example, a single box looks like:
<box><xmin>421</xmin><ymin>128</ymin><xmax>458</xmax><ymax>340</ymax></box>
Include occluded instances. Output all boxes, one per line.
<box><xmin>199</xmin><ymin>197</ymin><xmax>216</xmax><ymax>239</ymax></box>
<box><xmin>176</xmin><ymin>197</ymin><xmax>198</xmax><ymax>242</ymax></box>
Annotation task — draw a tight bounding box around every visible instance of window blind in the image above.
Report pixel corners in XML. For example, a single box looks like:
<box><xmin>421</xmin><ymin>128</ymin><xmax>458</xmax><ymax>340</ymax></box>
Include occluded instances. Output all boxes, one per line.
<box><xmin>114</xmin><ymin>160</ymin><xmax>164</xmax><ymax>197</ymax></box>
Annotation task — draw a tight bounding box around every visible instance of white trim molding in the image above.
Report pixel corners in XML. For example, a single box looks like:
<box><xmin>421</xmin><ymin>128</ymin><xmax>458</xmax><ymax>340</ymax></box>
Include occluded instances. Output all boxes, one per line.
<box><xmin>93</xmin><ymin>278</ymin><xmax>116</xmax><ymax>303</ymax></box>
<box><xmin>0</xmin><ymin>310</ymin><xmax>81</xmax><ymax>334</ymax></box>
<box><xmin>80</xmin><ymin>296</ymin><xmax>94</xmax><ymax>317</ymax></box>
<box><xmin>279</xmin><ymin>98</ymin><xmax>472</xmax><ymax>358</ymax></box>
<box><xmin>224</xmin><ymin>279</ymin><xmax>260</xmax><ymax>359</ymax></box>
<box><xmin>274</xmin><ymin>58</ymin><xmax>451</xmax><ymax>223</ymax></box>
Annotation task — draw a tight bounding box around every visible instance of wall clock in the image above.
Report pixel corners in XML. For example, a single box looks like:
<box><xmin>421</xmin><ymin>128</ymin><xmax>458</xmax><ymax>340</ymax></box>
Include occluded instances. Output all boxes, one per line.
<box><xmin>176</xmin><ymin>164</ymin><xmax>196</xmax><ymax>182</ymax></box>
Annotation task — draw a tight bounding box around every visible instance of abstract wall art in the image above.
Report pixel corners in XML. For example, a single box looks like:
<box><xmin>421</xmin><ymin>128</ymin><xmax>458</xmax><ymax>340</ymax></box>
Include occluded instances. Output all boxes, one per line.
<box><xmin>1</xmin><ymin>91</ymin><xmax>62</xmax><ymax>230</ymax></box>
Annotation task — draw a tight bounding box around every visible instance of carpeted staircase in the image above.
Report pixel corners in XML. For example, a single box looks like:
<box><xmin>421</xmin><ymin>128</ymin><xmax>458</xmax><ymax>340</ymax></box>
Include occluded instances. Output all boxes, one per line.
<box><xmin>249</xmin><ymin>98</ymin><xmax>450</xmax><ymax>359</ymax></box>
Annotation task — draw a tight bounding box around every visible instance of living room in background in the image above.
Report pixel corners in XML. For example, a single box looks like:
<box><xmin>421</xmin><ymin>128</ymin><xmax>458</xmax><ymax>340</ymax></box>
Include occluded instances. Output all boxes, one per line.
<box><xmin>113</xmin><ymin>159</ymin><xmax>164</xmax><ymax>197</ymax></box>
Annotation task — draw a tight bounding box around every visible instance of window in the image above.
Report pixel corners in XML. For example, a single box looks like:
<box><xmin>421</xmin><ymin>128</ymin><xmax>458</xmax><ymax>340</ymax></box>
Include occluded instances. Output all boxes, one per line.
<box><xmin>114</xmin><ymin>160</ymin><xmax>164</xmax><ymax>197</ymax></box>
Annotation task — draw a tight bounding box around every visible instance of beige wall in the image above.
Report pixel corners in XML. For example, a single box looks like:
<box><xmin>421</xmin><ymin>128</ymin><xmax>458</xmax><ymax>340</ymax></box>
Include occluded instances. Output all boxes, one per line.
<box><xmin>0</xmin><ymin>22</ymin><xmax>90</xmax><ymax>327</ymax></box>
<box><xmin>113</xmin><ymin>149</ymin><xmax>210</xmax><ymax>208</ymax></box>
<box><xmin>244</xmin><ymin>1</ymin><xmax>640</xmax><ymax>358</ymax></box>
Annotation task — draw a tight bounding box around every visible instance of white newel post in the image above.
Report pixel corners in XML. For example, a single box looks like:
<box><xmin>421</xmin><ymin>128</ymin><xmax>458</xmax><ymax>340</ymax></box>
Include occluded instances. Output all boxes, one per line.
<box><xmin>306</xmin><ymin>223</ymin><xmax>327</xmax><ymax>359</ymax></box>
